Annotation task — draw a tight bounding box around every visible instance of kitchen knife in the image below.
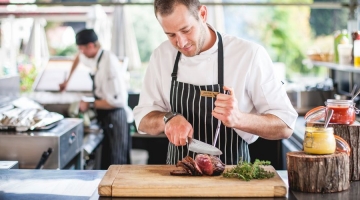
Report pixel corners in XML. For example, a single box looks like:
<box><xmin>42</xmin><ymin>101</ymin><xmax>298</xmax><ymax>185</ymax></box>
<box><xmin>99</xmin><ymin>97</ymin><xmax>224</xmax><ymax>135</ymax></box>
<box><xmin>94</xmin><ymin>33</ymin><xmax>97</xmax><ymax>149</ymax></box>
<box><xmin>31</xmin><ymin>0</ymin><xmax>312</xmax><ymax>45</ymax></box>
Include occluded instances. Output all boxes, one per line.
<box><xmin>187</xmin><ymin>137</ymin><xmax>222</xmax><ymax>155</ymax></box>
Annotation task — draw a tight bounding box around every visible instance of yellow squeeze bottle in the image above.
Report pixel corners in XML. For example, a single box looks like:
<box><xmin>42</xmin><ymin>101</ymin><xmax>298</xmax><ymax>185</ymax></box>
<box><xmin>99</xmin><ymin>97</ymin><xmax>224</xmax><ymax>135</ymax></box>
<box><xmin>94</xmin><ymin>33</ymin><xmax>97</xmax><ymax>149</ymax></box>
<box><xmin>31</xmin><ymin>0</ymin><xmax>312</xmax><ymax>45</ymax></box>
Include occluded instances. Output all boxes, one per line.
<box><xmin>354</xmin><ymin>36</ymin><xmax>360</xmax><ymax>67</ymax></box>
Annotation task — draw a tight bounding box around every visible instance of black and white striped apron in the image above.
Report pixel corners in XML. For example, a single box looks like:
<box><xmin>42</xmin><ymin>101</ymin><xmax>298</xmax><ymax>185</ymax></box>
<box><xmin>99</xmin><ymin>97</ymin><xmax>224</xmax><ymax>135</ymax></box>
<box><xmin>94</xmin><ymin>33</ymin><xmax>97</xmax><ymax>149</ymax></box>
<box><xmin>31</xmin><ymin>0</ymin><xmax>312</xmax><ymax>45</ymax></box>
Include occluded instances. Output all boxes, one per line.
<box><xmin>166</xmin><ymin>32</ymin><xmax>250</xmax><ymax>165</ymax></box>
<box><xmin>89</xmin><ymin>50</ymin><xmax>130</xmax><ymax>169</ymax></box>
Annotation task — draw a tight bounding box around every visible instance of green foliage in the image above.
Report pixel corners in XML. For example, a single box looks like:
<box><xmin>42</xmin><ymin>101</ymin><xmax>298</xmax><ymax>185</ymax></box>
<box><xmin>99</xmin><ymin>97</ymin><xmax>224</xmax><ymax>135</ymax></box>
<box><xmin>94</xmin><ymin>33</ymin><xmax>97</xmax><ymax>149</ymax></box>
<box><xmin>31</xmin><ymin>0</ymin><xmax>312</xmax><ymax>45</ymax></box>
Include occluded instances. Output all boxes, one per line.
<box><xmin>222</xmin><ymin>159</ymin><xmax>275</xmax><ymax>181</ymax></box>
<box><xmin>55</xmin><ymin>44</ymin><xmax>77</xmax><ymax>56</ymax></box>
<box><xmin>259</xmin><ymin>0</ymin><xmax>329</xmax><ymax>78</ymax></box>
<box><xmin>130</xmin><ymin>5</ymin><xmax>167</xmax><ymax>62</ymax></box>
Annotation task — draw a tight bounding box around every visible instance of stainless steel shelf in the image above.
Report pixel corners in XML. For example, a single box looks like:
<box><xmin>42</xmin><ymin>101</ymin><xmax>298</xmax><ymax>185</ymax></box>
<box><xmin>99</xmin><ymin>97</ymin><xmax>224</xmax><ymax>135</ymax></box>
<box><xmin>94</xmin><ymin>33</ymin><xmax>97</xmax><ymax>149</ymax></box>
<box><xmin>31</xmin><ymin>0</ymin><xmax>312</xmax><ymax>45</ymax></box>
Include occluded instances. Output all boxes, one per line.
<box><xmin>309</xmin><ymin>61</ymin><xmax>360</xmax><ymax>74</ymax></box>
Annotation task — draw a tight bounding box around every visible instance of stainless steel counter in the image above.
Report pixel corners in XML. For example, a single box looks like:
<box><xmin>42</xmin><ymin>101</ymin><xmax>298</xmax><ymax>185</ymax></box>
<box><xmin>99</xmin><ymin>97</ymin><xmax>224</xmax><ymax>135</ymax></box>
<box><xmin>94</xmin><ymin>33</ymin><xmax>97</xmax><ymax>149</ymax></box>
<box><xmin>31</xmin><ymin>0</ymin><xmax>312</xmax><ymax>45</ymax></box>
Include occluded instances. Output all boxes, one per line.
<box><xmin>0</xmin><ymin>169</ymin><xmax>105</xmax><ymax>200</ymax></box>
<box><xmin>0</xmin><ymin>118</ymin><xmax>84</xmax><ymax>169</ymax></box>
<box><xmin>1</xmin><ymin>169</ymin><xmax>360</xmax><ymax>200</ymax></box>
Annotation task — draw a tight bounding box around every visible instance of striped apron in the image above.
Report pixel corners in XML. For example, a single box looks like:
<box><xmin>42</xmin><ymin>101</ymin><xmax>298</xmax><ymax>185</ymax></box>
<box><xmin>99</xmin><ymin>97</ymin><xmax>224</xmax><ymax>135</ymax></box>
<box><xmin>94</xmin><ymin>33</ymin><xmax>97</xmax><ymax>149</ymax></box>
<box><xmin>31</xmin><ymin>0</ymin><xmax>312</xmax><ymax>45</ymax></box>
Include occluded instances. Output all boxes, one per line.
<box><xmin>166</xmin><ymin>32</ymin><xmax>250</xmax><ymax>165</ymax></box>
<box><xmin>90</xmin><ymin>50</ymin><xmax>130</xmax><ymax>169</ymax></box>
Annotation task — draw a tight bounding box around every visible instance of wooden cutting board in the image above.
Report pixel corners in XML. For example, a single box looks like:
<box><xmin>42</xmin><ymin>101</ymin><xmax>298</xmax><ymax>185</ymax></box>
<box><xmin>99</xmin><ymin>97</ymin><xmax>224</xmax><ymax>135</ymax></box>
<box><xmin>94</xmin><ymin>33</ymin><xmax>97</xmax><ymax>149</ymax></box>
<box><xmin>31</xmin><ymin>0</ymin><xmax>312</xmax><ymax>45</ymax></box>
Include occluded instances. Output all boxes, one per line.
<box><xmin>98</xmin><ymin>165</ymin><xmax>287</xmax><ymax>197</ymax></box>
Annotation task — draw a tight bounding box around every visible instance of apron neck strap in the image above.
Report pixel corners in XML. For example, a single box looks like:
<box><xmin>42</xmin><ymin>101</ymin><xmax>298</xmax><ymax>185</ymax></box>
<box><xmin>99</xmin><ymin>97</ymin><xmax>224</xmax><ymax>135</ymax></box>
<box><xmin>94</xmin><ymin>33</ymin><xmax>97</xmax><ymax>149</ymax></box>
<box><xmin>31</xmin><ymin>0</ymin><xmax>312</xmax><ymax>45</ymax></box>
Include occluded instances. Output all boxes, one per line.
<box><xmin>90</xmin><ymin>49</ymin><xmax>104</xmax><ymax>100</ymax></box>
<box><xmin>217</xmin><ymin>32</ymin><xmax>224</xmax><ymax>85</ymax></box>
<box><xmin>171</xmin><ymin>31</ymin><xmax>224</xmax><ymax>84</ymax></box>
<box><xmin>96</xmin><ymin>50</ymin><xmax>104</xmax><ymax>70</ymax></box>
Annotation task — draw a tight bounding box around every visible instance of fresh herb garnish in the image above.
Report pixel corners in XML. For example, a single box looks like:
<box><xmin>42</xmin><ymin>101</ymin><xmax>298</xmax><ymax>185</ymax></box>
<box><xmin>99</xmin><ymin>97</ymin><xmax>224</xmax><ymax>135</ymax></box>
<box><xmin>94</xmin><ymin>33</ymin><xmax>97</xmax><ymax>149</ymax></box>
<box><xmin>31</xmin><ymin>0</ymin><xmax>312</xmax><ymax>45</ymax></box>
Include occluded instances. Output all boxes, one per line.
<box><xmin>222</xmin><ymin>159</ymin><xmax>275</xmax><ymax>181</ymax></box>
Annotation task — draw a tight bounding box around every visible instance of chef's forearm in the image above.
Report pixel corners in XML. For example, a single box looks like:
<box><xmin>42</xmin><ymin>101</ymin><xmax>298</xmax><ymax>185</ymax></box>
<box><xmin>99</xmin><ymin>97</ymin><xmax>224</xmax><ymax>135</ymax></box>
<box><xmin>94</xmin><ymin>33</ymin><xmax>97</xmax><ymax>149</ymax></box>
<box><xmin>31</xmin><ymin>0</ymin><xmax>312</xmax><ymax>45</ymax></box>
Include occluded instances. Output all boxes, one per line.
<box><xmin>66</xmin><ymin>54</ymin><xmax>80</xmax><ymax>82</ymax></box>
<box><xmin>235</xmin><ymin>113</ymin><xmax>292</xmax><ymax>140</ymax></box>
<box><xmin>138</xmin><ymin>111</ymin><xmax>166</xmax><ymax>135</ymax></box>
<box><xmin>94</xmin><ymin>99</ymin><xmax>116</xmax><ymax>110</ymax></box>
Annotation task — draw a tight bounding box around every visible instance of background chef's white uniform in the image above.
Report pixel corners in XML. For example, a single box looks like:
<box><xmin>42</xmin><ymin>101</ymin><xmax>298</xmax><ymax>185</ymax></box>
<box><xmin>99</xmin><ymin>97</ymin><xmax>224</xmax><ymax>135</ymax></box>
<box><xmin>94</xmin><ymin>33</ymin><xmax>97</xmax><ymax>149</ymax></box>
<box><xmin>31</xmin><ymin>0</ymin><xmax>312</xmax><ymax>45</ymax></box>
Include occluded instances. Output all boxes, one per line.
<box><xmin>80</xmin><ymin>49</ymin><xmax>133</xmax><ymax>168</ymax></box>
<box><xmin>134</xmin><ymin>26</ymin><xmax>298</xmax><ymax>165</ymax></box>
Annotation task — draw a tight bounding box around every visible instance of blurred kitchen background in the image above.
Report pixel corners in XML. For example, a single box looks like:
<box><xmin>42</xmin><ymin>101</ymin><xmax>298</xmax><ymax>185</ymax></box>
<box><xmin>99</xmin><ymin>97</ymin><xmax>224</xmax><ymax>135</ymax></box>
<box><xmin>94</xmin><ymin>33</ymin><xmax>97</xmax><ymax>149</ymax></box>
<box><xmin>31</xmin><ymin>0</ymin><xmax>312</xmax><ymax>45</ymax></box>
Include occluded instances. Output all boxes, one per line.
<box><xmin>1</xmin><ymin>0</ymin><xmax>360</xmax><ymax>170</ymax></box>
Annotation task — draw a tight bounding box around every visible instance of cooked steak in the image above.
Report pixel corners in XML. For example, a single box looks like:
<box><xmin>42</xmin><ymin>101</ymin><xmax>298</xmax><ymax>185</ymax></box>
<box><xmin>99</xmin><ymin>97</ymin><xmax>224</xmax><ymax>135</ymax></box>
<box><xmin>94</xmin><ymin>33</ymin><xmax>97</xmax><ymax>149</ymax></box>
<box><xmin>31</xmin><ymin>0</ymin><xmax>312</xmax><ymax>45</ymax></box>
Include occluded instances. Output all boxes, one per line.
<box><xmin>170</xmin><ymin>154</ymin><xmax>225</xmax><ymax>176</ymax></box>
<box><xmin>210</xmin><ymin>156</ymin><xmax>225</xmax><ymax>176</ymax></box>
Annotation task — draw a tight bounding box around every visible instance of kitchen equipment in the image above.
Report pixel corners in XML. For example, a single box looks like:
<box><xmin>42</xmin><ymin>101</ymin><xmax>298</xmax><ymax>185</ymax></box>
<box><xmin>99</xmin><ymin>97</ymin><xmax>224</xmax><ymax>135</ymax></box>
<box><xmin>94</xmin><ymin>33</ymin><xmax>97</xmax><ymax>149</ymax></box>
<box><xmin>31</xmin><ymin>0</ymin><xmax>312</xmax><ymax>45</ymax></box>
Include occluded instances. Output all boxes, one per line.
<box><xmin>212</xmin><ymin>90</ymin><xmax>230</xmax><ymax>147</ymax></box>
<box><xmin>352</xmin><ymin>88</ymin><xmax>360</xmax><ymax>101</ymax></box>
<box><xmin>98</xmin><ymin>165</ymin><xmax>287</xmax><ymax>197</ymax></box>
<box><xmin>187</xmin><ymin>138</ymin><xmax>222</xmax><ymax>155</ymax></box>
<box><xmin>0</xmin><ymin>107</ymin><xmax>64</xmax><ymax>132</ymax></box>
<box><xmin>303</xmin><ymin>127</ymin><xmax>336</xmax><ymax>155</ymax></box>
<box><xmin>324</xmin><ymin>108</ymin><xmax>333</xmax><ymax>128</ymax></box>
<box><xmin>335</xmin><ymin>135</ymin><xmax>351</xmax><ymax>156</ymax></box>
<box><xmin>326</xmin><ymin>99</ymin><xmax>357</xmax><ymax>124</ymax></box>
<box><xmin>0</xmin><ymin>118</ymin><xmax>83</xmax><ymax>169</ymax></box>
<box><xmin>212</xmin><ymin>120</ymin><xmax>222</xmax><ymax>147</ymax></box>
<box><xmin>35</xmin><ymin>148</ymin><xmax>53</xmax><ymax>169</ymax></box>
<box><xmin>0</xmin><ymin>161</ymin><xmax>19</xmax><ymax>169</ymax></box>
<box><xmin>304</xmin><ymin>108</ymin><xmax>351</xmax><ymax>156</ymax></box>
<box><xmin>83</xmin><ymin>124</ymin><xmax>104</xmax><ymax>170</ymax></box>
<box><xmin>351</xmin><ymin>84</ymin><xmax>358</xmax><ymax>97</ymax></box>
<box><xmin>286</xmin><ymin>90</ymin><xmax>334</xmax><ymax>115</ymax></box>
<box><xmin>306</xmin><ymin>100</ymin><xmax>359</xmax><ymax>125</ymax></box>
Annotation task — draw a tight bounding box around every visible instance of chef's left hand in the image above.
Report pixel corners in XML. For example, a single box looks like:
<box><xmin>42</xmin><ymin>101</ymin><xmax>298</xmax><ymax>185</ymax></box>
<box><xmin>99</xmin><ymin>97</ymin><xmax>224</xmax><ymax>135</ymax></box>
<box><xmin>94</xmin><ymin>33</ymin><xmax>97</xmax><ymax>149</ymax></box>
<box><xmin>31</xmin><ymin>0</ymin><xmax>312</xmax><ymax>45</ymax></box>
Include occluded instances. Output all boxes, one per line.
<box><xmin>212</xmin><ymin>86</ymin><xmax>240</xmax><ymax>128</ymax></box>
<box><xmin>79</xmin><ymin>100</ymin><xmax>89</xmax><ymax>112</ymax></box>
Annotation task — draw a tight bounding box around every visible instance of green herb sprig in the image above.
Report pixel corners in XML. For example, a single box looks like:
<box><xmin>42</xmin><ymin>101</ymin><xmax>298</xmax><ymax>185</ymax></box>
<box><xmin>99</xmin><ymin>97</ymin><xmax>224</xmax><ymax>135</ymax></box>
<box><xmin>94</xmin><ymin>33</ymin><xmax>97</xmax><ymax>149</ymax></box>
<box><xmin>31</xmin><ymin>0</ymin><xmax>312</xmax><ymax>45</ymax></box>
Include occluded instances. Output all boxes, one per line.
<box><xmin>222</xmin><ymin>159</ymin><xmax>275</xmax><ymax>181</ymax></box>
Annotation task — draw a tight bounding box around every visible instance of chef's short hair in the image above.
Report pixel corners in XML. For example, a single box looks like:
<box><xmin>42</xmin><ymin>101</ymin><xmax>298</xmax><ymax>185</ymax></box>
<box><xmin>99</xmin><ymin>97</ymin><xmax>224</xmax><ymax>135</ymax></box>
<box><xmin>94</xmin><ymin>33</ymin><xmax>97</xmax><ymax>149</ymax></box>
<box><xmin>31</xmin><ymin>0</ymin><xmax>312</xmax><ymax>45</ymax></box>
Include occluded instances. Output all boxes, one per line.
<box><xmin>93</xmin><ymin>41</ymin><xmax>101</xmax><ymax>48</ymax></box>
<box><xmin>76</xmin><ymin>29</ymin><xmax>98</xmax><ymax>45</ymax></box>
<box><xmin>154</xmin><ymin>0</ymin><xmax>201</xmax><ymax>20</ymax></box>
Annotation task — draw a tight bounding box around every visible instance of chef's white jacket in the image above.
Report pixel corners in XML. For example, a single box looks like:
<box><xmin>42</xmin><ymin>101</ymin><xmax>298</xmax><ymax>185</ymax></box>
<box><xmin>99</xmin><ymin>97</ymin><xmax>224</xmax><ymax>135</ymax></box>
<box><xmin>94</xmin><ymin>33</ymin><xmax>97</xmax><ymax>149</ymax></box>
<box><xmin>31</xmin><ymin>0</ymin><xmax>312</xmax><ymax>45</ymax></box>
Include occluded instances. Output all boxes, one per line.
<box><xmin>133</xmin><ymin>31</ymin><xmax>298</xmax><ymax>143</ymax></box>
<box><xmin>79</xmin><ymin>49</ymin><xmax>133</xmax><ymax>123</ymax></box>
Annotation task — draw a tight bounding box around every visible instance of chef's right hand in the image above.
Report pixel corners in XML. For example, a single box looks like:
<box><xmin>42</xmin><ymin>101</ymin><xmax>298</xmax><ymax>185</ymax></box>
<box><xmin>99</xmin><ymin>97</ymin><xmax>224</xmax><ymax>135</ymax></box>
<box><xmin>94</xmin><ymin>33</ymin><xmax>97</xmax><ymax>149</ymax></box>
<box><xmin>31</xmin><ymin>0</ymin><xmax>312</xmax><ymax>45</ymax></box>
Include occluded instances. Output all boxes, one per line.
<box><xmin>59</xmin><ymin>81</ymin><xmax>67</xmax><ymax>92</ymax></box>
<box><xmin>164</xmin><ymin>115</ymin><xmax>193</xmax><ymax>146</ymax></box>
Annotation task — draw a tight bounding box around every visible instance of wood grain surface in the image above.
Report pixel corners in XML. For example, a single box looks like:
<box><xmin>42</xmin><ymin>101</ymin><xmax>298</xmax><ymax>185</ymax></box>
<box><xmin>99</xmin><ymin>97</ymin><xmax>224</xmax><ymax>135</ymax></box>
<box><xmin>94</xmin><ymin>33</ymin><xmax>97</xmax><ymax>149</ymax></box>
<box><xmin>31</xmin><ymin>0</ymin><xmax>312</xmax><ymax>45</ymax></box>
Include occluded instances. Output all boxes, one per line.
<box><xmin>313</xmin><ymin>123</ymin><xmax>360</xmax><ymax>180</ymax></box>
<box><xmin>287</xmin><ymin>151</ymin><xmax>350</xmax><ymax>193</ymax></box>
<box><xmin>98</xmin><ymin>165</ymin><xmax>287</xmax><ymax>197</ymax></box>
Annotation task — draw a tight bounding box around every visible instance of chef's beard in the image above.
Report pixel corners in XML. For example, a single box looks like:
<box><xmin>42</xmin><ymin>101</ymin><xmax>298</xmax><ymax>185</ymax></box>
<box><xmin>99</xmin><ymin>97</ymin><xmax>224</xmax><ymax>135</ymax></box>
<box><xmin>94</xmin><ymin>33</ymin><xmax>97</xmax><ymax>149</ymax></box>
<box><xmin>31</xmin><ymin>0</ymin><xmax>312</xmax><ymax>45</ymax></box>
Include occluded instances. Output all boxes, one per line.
<box><xmin>178</xmin><ymin>22</ymin><xmax>206</xmax><ymax>57</ymax></box>
<box><xmin>195</xmin><ymin>23</ymin><xmax>206</xmax><ymax>56</ymax></box>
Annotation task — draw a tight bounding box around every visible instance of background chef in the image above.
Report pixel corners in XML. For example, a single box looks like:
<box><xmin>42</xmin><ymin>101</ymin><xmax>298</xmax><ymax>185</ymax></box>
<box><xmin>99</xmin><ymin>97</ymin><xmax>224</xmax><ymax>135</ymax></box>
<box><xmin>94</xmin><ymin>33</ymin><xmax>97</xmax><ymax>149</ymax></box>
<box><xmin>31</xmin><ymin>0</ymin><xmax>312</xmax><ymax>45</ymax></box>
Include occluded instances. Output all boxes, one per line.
<box><xmin>59</xmin><ymin>29</ymin><xmax>133</xmax><ymax>169</ymax></box>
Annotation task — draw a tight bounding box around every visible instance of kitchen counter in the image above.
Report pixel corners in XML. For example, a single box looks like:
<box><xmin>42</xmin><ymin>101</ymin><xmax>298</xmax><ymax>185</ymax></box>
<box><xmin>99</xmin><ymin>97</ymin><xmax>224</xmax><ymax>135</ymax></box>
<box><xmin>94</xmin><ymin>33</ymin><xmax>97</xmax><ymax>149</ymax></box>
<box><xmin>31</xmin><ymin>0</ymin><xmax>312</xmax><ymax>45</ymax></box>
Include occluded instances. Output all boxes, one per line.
<box><xmin>1</xmin><ymin>169</ymin><xmax>360</xmax><ymax>200</ymax></box>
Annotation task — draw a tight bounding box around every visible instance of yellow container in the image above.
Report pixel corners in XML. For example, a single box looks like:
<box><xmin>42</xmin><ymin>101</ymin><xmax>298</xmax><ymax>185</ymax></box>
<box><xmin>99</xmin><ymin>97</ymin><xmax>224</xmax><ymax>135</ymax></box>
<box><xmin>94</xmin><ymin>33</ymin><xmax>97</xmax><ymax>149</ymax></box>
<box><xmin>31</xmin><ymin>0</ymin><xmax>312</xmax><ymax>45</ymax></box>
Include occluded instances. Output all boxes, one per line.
<box><xmin>354</xmin><ymin>56</ymin><xmax>360</xmax><ymax>67</ymax></box>
<box><xmin>303</xmin><ymin>127</ymin><xmax>336</xmax><ymax>155</ymax></box>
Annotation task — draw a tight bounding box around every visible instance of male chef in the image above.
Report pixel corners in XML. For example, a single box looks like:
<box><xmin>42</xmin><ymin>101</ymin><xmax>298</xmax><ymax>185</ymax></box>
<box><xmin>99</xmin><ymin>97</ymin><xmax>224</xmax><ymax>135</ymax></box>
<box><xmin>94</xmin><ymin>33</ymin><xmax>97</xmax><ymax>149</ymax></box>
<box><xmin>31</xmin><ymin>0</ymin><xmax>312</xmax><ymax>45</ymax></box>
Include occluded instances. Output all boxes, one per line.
<box><xmin>134</xmin><ymin>0</ymin><xmax>298</xmax><ymax>165</ymax></box>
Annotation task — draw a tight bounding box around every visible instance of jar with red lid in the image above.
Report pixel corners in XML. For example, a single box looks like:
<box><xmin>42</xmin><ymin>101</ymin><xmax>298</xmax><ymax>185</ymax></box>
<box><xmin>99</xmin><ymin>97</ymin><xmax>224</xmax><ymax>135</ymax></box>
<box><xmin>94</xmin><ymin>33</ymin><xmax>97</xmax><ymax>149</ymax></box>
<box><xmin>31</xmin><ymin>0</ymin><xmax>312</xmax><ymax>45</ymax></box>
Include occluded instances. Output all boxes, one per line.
<box><xmin>325</xmin><ymin>99</ymin><xmax>357</xmax><ymax>124</ymax></box>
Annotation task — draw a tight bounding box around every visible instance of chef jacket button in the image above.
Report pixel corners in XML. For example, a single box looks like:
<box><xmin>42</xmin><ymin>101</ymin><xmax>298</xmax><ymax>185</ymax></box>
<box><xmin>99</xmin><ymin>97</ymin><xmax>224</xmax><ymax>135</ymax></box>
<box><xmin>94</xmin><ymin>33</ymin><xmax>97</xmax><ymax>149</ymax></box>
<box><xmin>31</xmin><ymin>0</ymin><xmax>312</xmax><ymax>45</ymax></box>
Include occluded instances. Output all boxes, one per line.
<box><xmin>109</xmin><ymin>124</ymin><xmax>113</xmax><ymax>128</ymax></box>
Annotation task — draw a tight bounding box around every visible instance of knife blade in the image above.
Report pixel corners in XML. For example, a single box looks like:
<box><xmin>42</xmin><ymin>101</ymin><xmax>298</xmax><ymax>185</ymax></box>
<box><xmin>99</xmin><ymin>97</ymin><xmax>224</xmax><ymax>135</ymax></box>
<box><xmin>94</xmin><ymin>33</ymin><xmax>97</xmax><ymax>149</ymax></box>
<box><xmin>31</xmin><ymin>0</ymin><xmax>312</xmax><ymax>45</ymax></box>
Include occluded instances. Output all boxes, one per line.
<box><xmin>187</xmin><ymin>137</ymin><xmax>222</xmax><ymax>155</ymax></box>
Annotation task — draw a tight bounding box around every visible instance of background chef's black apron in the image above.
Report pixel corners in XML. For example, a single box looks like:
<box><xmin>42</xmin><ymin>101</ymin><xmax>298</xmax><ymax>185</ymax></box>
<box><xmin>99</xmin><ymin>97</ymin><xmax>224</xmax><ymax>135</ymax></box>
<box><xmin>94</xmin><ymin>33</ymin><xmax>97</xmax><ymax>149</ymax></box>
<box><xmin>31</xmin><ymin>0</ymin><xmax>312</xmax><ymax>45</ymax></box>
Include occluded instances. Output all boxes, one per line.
<box><xmin>90</xmin><ymin>50</ymin><xmax>131</xmax><ymax>169</ymax></box>
<box><xmin>166</xmin><ymin>32</ymin><xmax>250</xmax><ymax>165</ymax></box>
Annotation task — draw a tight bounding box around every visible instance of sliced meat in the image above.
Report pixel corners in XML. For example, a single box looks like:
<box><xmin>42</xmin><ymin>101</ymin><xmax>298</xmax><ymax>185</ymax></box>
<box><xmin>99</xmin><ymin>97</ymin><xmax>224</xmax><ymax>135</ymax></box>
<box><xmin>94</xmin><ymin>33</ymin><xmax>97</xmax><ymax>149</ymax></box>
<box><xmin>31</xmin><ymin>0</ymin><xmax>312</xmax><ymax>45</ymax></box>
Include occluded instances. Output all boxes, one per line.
<box><xmin>176</xmin><ymin>161</ymin><xmax>192</xmax><ymax>175</ymax></box>
<box><xmin>210</xmin><ymin>156</ymin><xmax>225</xmax><ymax>176</ymax></box>
<box><xmin>170</xmin><ymin>169</ymin><xmax>191</xmax><ymax>176</ymax></box>
<box><xmin>194</xmin><ymin>154</ymin><xmax>213</xmax><ymax>176</ymax></box>
<box><xmin>171</xmin><ymin>154</ymin><xmax>225</xmax><ymax>176</ymax></box>
<box><xmin>182</xmin><ymin>157</ymin><xmax>202</xmax><ymax>176</ymax></box>
<box><xmin>184</xmin><ymin>156</ymin><xmax>202</xmax><ymax>176</ymax></box>
<box><xmin>181</xmin><ymin>160</ymin><xmax>196</xmax><ymax>175</ymax></box>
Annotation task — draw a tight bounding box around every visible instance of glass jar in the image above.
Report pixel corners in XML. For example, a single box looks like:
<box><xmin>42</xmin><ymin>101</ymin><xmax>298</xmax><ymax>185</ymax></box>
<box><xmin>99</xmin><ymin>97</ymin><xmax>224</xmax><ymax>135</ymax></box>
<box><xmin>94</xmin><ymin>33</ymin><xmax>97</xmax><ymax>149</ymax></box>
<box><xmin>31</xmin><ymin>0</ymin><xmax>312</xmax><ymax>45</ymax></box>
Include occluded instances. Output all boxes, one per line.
<box><xmin>325</xmin><ymin>99</ymin><xmax>356</xmax><ymax>125</ymax></box>
<box><xmin>303</xmin><ymin>127</ymin><xmax>335</xmax><ymax>155</ymax></box>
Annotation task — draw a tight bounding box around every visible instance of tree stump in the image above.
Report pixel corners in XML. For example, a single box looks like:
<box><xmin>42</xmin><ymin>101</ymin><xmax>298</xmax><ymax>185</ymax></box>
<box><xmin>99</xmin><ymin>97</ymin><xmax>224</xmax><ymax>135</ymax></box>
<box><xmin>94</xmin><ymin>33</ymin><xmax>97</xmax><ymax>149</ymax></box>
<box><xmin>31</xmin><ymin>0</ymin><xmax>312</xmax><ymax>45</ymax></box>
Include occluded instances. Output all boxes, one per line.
<box><xmin>287</xmin><ymin>151</ymin><xmax>349</xmax><ymax>193</ymax></box>
<box><xmin>313</xmin><ymin>123</ymin><xmax>360</xmax><ymax>180</ymax></box>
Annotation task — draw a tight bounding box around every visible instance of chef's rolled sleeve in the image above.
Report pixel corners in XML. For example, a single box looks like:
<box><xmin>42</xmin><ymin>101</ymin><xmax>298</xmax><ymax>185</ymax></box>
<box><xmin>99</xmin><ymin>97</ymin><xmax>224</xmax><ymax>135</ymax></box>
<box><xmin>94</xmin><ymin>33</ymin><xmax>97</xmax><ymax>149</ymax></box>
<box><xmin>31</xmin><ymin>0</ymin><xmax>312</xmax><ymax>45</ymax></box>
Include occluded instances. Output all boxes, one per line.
<box><xmin>98</xmin><ymin>56</ymin><xmax>128</xmax><ymax>108</ymax></box>
<box><xmin>248</xmin><ymin>46</ymin><xmax>298</xmax><ymax>130</ymax></box>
